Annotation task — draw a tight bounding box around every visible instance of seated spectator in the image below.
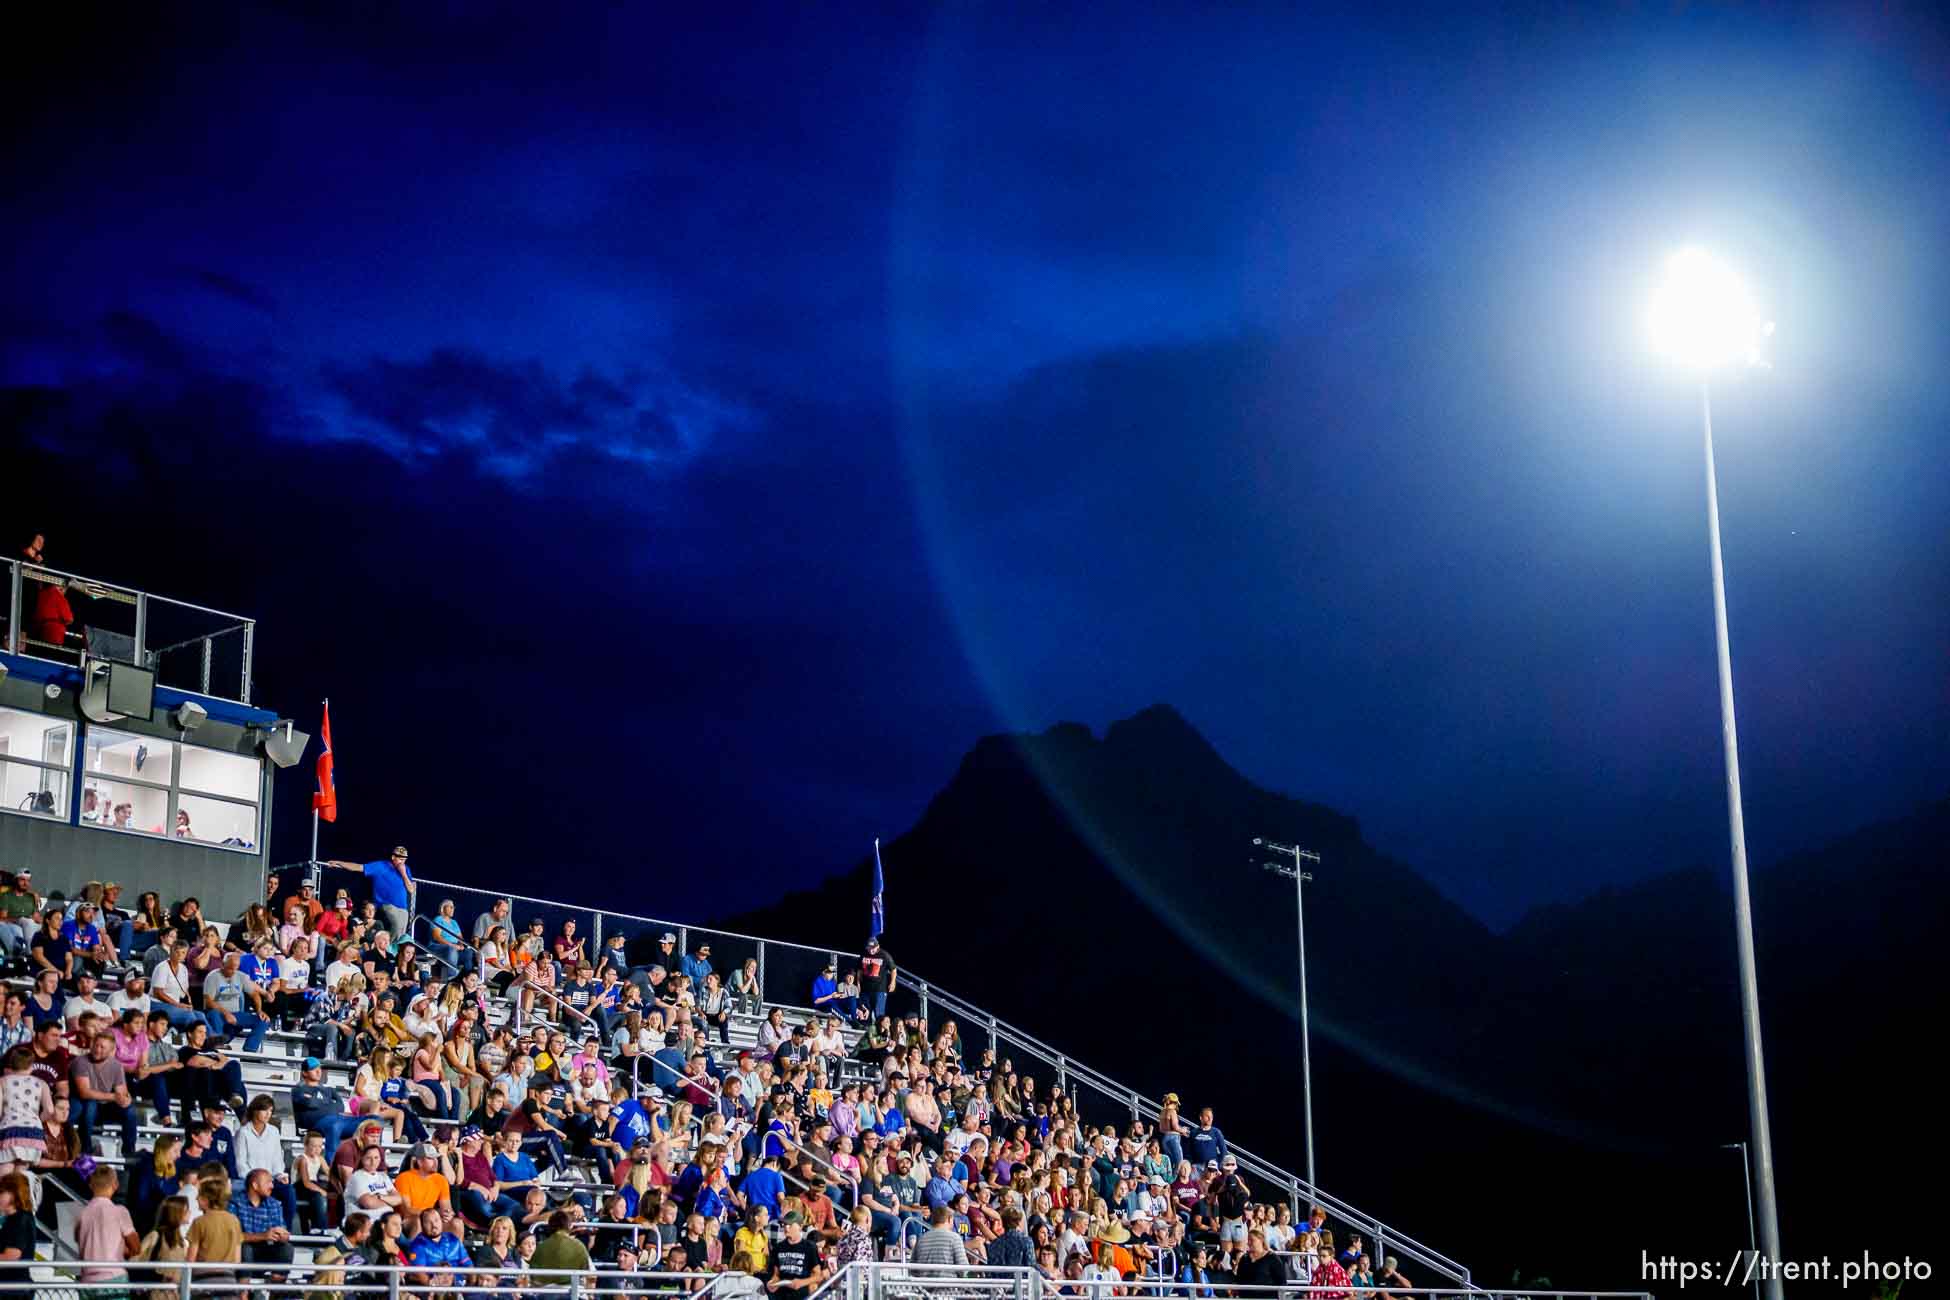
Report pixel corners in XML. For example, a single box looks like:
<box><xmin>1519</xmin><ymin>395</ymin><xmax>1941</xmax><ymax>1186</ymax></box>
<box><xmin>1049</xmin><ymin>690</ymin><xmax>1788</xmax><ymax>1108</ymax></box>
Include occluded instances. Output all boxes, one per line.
<box><xmin>230</xmin><ymin>1167</ymin><xmax>294</xmax><ymax>1268</ymax></box>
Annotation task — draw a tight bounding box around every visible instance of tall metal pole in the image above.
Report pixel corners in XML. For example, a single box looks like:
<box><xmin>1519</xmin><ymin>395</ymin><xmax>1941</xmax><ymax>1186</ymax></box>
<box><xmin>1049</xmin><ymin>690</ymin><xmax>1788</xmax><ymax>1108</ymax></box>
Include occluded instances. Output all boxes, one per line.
<box><xmin>1254</xmin><ymin>839</ymin><xmax>1319</xmax><ymax>1193</ymax></box>
<box><xmin>1724</xmin><ymin>1142</ymin><xmax>1759</xmax><ymax>1300</ymax></box>
<box><xmin>1293</xmin><ymin>855</ymin><xmax>1314</xmax><ymax>1194</ymax></box>
<box><xmin>1702</xmin><ymin>384</ymin><xmax>1783</xmax><ymax>1300</ymax></box>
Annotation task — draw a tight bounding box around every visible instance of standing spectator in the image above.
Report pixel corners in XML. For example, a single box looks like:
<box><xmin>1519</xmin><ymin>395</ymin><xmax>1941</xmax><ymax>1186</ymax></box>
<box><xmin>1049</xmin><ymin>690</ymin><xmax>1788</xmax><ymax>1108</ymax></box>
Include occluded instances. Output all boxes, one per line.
<box><xmin>185</xmin><ymin>1174</ymin><xmax>243</xmax><ymax>1278</ymax></box>
<box><xmin>857</xmin><ymin>937</ymin><xmax>895</xmax><ymax>1020</ymax></box>
<box><xmin>988</xmin><ymin>1206</ymin><xmax>1035</xmax><ymax>1268</ymax></box>
<box><xmin>327</xmin><ymin>847</ymin><xmax>416</xmax><ymax>942</ymax></box>
<box><xmin>913</xmin><ymin>1205</ymin><xmax>968</xmax><ymax>1266</ymax></box>
<box><xmin>1232</xmin><ymin>1228</ymin><xmax>1285</xmax><ymax>1290</ymax></box>
<box><xmin>74</xmin><ymin>1163</ymin><xmax>140</xmax><ymax>1283</ymax></box>
<box><xmin>1185</xmin><ymin>1107</ymin><xmax>1227</xmax><ymax>1168</ymax></box>
<box><xmin>769</xmin><ymin>1212</ymin><xmax>825</xmax><ymax>1293</ymax></box>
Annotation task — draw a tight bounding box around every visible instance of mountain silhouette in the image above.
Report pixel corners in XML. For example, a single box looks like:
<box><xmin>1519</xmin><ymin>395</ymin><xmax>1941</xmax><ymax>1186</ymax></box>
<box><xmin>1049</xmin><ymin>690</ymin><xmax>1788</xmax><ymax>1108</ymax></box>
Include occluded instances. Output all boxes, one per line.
<box><xmin>718</xmin><ymin>704</ymin><xmax>1946</xmax><ymax>1288</ymax></box>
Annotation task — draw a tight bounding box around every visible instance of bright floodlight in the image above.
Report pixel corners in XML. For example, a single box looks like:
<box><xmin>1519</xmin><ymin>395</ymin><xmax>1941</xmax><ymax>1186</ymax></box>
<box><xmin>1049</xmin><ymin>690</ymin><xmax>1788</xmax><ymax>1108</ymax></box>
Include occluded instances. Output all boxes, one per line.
<box><xmin>1648</xmin><ymin>247</ymin><xmax>1770</xmax><ymax>370</ymax></box>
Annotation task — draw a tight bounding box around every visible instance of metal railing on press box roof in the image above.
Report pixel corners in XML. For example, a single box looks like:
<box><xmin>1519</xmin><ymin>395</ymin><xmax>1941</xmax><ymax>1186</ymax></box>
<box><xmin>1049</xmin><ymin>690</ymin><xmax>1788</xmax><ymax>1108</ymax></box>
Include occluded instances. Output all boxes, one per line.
<box><xmin>407</xmin><ymin>875</ymin><xmax>1472</xmax><ymax>1289</ymax></box>
<box><xmin>2</xmin><ymin>556</ymin><xmax>256</xmax><ymax>704</ymax></box>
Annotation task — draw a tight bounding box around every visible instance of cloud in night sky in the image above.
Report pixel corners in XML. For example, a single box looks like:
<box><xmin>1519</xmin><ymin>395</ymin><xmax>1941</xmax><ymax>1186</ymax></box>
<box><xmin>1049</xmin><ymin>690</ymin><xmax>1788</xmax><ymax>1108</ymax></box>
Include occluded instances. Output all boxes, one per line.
<box><xmin>320</xmin><ymin>347</ymin><xmax>745</xmax><ymax>480</ymax></box>
<box><xmin>3</xmin><ymin>1</ymin><xmax>1949</xmax><ymax>929</ymax></box>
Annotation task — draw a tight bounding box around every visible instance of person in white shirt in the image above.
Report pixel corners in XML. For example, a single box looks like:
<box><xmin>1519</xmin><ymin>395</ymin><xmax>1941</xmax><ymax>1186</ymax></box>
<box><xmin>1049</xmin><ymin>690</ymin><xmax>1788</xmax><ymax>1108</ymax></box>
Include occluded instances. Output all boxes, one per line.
<box><xmin>151</xmin><ymin>942</ymin><xmax>204</xmax><ymax>1032</ymax></box>
<box><xmin>236</xmin><ymin>1094</ymin><xmax>303</xmax><ymax>1227</ymax></box>
<box><xmin>62</xmin><ymin>972</ymin><xmax>113</xmax><ymax>1027</ymax></box>
<box><xmin>272</xmin><ymin>939</ymin><xmax>313</xmax><ymax>1023</ymax></box>
<box><xmin>342</xmin><ymin>1142</ymin><xmax>404</xmax><ymax>1226</ymax></box>
<box><xmin>107</xmin><ymin>973</ymin><xmax>152</xmax><ymax>1017</ymax></box>
<box><xmin>324</xmin><ymin>945</ymin><xmax>363</xmax><ymax>995</ymax></box>
<box><xmin>943</xmin><ymin>1112</ymin><xmax>982</xmax><ymax>1159</ymax></box>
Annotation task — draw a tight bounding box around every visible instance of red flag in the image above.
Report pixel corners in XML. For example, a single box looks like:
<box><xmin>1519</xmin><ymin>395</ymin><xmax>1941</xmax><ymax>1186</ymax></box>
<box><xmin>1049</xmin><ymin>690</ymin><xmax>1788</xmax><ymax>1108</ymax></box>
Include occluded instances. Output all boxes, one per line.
<box><xmin>313</xmin><ymin>702</ymin><xmax>337</xmax><ymax>822</ymax></box>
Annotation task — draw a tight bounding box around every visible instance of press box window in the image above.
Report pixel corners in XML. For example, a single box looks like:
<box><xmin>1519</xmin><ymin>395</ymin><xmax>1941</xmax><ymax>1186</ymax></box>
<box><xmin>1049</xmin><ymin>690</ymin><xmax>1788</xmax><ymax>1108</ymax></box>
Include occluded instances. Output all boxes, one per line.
<box><xmin>0</xmin><ymin>706</ymin><xmax>73</xmax><ymax>821</ymax></box>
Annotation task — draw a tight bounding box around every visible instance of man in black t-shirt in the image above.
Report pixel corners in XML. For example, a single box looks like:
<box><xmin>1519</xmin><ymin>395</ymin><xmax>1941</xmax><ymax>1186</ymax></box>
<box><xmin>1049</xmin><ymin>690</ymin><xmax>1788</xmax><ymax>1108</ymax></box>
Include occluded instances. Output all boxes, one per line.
<box><xmin>769</xmin><ymin>1213</ymin><xmax>825</xmax><ymax>1293</ymax></box>
<box><xmin>857</xmin><ymin>937</ymin><xmax>895</xmax><ymax>1019</ymax></box>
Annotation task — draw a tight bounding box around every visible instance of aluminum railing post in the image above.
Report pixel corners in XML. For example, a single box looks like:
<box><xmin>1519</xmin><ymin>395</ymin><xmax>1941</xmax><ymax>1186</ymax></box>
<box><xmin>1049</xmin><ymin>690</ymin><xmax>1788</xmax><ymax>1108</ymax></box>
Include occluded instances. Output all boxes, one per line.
<box><xmin>594</xmin><ymin>913</ymin><xmax>603</xmax><ymax>955</ymax></box>
<box><xmin>569</xmin><ymin>1270</ymin><xmax>583</xmax><ymax>1300</ymax></box>
<box><xmin>388</xmin><ymin>1265</ymin><xmax>402</xmax><ymax>1300</ymax></box>
<box><xmin>242</xmin><ymin>620</ymin><xmax>254</xmax><ymax>703</ymax></box>
<box><xmin>1130</xmin><ymin>1090</ymin><xmax>1140</xmax><ymax>1123</ymax></box>
<box><xmin>178</xmin><ymin>1262</ymin><xmax>194</xmax><ymax>1300</ymax></box>
<box><xmin>989</xmin><ymin>1014</ymin><xmax>999</xmax><ymax>1057</ymax></box>
<box><xmin>134</xmin><ymin>591</ymin><xmax>148</xmax><ymax>665</ymax></box>
<box><xmin>1056</xmin><ymin>1055</ymin><xmax>1068</xmax><ymax>1094</ymax></box>
<box><xmin>918</xmin><ymin>983</ymin><xmax>929</xmax><ymax>1026</ymax></box>
<box><xmin>758</xmin><ymin>941</ymin><xmax>768</xmax><ymax>1002</ymax></box>
<box><xmin>200</xmin><ymin>636</ymin><xmax>213</xmax><ymax>694</ymax></box>
<box><xmin>5</xmin><ymin>562</ymin><xmax>18</xmax><ymax>654</ymax></box>
<box><xmin>680</xmin><ymin>926</ymin><xmax>689</xmax><ymax>963</ymax></box>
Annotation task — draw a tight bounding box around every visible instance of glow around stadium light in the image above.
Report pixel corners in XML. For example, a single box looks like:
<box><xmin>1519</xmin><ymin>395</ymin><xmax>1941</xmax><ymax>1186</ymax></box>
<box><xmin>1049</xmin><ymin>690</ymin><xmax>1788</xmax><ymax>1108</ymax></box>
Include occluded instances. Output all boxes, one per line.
<box><xmin>1648</xmin><ymin>246</ymin><xmax>1772</xmax><ymax>371</ymax></box>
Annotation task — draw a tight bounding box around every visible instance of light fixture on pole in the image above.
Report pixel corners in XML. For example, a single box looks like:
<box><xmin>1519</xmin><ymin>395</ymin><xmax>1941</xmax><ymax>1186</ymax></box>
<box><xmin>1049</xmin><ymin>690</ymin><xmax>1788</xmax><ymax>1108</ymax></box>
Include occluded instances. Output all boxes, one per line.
<box><xmin>1649</xmin><ymin>245</ymin><xmax>1783</xmax><ymax>1300</ymax></box>
<box><xmin>1252</xmin><ymin>836</ymin><xmax>1321</xmax><ymax>1193</ymax></box>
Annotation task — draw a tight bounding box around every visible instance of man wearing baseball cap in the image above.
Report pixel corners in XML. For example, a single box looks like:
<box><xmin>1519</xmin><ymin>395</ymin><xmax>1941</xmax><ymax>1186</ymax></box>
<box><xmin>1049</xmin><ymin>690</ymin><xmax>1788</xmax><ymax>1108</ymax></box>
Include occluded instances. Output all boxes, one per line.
<box><xmin>770</xmin><ymin>1211</ymin><xmax>825</xmax><ymax>1293</ymax></box>
<box><xmin>394</xmin><ymin>1142</ymin><xmax>453</xmax><ymax>1216</ymax></box>
<box><xmin>325</xmin><ymin>846</ymin><xmax>415</xmax><ymax>942</ymax></box>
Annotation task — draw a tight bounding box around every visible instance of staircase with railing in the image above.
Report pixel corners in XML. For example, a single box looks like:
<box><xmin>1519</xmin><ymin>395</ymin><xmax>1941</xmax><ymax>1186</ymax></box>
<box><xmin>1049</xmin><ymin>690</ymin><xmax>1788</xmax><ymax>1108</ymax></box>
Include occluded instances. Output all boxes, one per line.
<box><xmin>395</xmin><ymin>873</ymin><xmax>1478</xmax><ymax>1289</ymax></box>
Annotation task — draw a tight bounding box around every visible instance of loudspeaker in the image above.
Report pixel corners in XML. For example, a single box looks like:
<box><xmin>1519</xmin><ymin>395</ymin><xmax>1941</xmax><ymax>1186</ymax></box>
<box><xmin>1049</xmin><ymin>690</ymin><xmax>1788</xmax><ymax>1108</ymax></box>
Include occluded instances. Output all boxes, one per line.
<box><xmin>259</xmin><ymin>722</ymin><xmax>311</xmax><ymax>769</ymax></box>
<box><xmin>171</xmin><ymin>700</ymin><xmax>209</xmax><ymax>732</ymax></box>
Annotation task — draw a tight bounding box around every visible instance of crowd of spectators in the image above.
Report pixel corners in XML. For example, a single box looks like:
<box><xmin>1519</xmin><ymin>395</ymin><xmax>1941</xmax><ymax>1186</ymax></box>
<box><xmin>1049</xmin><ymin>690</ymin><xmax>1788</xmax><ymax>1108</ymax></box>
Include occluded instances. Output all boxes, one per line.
<box><xmin>0</xmin><ymin>862</ymin><xmax>1411</xmax><ymax>1298</ymax></box>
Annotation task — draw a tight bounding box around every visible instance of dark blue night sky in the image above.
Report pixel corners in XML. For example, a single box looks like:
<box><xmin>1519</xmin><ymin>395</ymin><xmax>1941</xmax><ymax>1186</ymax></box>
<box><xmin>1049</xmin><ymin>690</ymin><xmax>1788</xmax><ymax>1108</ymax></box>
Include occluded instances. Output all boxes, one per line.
<box><xmin>5</xmin><ymin>3</ymin><xmax>1947</xmax><ymax>927</ymax></box>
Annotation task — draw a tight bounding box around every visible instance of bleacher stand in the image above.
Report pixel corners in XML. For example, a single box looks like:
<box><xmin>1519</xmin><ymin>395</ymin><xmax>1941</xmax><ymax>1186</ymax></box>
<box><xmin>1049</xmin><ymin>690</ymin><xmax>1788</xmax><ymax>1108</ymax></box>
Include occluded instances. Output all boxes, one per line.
<box><xmin>0</xmin><ymin>861</ymin><xmax>1400</xmax><ymax>1297</ymax></box>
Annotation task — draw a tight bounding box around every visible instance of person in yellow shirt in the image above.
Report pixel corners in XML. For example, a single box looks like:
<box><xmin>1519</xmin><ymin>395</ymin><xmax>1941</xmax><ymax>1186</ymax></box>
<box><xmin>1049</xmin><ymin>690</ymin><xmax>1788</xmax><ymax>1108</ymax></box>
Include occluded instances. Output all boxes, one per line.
<box><xmin>732</xmin><ymin>1204</ymin><xmax>771</xmax><ymax>1273</ymax></box>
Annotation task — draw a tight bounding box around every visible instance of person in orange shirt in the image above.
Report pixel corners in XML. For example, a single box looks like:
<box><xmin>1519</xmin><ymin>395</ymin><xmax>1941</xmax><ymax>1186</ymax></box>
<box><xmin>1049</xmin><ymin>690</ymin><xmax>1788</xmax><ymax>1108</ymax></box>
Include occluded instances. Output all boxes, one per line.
<box><xmin>392</xmin><ymin>1142</ymin><xmax>454</xmax><ymax>1216</ymax></box>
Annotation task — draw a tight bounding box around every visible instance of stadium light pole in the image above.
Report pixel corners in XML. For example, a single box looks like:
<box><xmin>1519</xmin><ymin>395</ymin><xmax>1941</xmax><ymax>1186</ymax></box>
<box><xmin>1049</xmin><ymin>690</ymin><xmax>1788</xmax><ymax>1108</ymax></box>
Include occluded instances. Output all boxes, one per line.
<box><xmin>1252</xmin><ymin>836</ymin><xmax>1321</xmax><ymax>1192</ymax></box>
<box><xmin>1649</xmin><ymin>247</ymin><xmax>1783</xmax><ymax>1300</ymax></box>
<box><xmin>1723</xmin><ymin>1142</ymin><xmax>1760</xmax><ymax>1300</ymax></box>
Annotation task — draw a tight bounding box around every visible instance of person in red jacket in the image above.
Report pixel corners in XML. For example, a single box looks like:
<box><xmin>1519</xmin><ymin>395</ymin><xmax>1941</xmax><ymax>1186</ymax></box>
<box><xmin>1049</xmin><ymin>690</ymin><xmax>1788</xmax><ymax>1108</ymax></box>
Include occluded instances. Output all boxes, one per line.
<box><xmin>19</xmin><ymin>536</ymin><xmax>76</xmax><ymax>653</ymax></box>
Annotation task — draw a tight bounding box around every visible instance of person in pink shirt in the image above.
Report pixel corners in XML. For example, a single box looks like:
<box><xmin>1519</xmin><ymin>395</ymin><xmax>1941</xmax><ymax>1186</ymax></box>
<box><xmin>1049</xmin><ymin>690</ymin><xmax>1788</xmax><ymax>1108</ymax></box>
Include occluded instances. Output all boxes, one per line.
<box><xmin>74</xmin><ymin>1165</ymin><xmax>139</xmax><ymax>1282</ymax></box>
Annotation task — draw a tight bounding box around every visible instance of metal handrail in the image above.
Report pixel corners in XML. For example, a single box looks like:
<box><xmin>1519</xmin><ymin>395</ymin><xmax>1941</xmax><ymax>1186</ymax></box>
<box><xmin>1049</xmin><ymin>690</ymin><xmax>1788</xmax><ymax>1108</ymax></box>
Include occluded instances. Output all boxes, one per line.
<box><xmin>416</xmin><ymin>876</ymin><xmax>1464</xmax><ymax>1284</ymax></box>
<box><xmin>10</xmin><ymin>560</ymin><xmax>253</xmax><ymax>624</ymax></box>
<box><xmin>419</xmin><ymin>878</ymin><xmax>841</xmax><ymax>964</ymax></box>
<box><xmin>832</xmin><ymin>1262</ymin><xmax>1647</xmax><ymax>1300</ymax></box>
<box><xmin>4</xmin><ymin>558</ymin><xmax>257</xmax><ymax>703</ymax></box>
<box><xmin>889</xmin><ymin>975</ymin><xmax>1472</xmax><ymax>1287</ymax></box>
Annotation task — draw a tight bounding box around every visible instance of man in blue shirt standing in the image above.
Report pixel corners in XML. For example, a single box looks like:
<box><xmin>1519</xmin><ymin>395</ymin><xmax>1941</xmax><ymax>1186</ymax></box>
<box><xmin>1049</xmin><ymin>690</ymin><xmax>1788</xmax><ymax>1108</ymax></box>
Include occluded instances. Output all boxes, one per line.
<box><xmin>1185</xmin><ymin>1107</ymin><xmax>1228</xmax><ymax>1168</ymax></box>
<box><xmin>741</xmin><ymin>1150</ymin><xmax>786</xmax><ymax>1219</ymax></box>
<box><xmin>328</xmin><ymin>846</ymin><xmax>415</xmax><ymax>944</ymax></box>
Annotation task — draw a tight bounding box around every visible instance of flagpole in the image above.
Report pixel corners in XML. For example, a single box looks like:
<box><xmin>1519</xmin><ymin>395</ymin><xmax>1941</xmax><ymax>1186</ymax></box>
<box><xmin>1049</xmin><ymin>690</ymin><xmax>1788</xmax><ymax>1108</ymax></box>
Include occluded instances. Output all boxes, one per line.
<box><xmin>309</xmin><ymin>697</ymin><xmax>327</xmax><ymax>888</ymax></box>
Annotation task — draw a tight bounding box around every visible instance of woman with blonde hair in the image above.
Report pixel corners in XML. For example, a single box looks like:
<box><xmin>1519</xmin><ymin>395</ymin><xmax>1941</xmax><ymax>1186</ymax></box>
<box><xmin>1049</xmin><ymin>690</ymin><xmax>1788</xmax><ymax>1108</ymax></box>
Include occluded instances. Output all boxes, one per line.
<box><xmin>719</xmin><ymin>1250</ymin><xmax>765</xmax><ymax>1300</ymax></box>
<box><xmin>351</xmin><ymin>1047</ymin><xmax>412</xmax><ymax>1142</ymax></box>
<box><xmin>185</xmin><ymin>1173</ymin><xmax>241</xmax><ymax>1283</ymax></box>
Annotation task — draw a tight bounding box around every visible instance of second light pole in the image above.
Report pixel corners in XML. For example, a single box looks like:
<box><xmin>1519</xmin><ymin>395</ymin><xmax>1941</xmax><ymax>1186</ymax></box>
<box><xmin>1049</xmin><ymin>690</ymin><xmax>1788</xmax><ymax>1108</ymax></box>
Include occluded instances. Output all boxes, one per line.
<box><xmin>1254</xmin><ymin>836</ymin><xmax>1321</xmax><ymax>1192</ymax></box>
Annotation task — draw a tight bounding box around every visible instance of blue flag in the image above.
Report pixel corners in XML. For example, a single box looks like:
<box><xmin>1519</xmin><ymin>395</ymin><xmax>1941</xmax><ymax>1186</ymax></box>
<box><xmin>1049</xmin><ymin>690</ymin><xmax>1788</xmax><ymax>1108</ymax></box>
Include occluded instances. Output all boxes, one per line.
<box><xmin>870</xmin><ymin>838</ymin><xmax>885</xmax><ymax>939</ymax></box>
